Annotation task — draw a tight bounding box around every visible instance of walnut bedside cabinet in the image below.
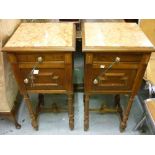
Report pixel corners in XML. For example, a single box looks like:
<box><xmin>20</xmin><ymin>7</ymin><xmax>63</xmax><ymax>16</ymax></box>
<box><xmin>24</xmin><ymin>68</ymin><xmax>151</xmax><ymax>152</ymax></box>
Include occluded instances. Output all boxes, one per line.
<box><xmin>82</xmin><ymin>22</ymin><xmax>155</xmax><ymax>131</ymax></box>
<box><xmin>2</xmin><ymin>22</ymin><xmax>76</xmax><ymax>130</ymax></box>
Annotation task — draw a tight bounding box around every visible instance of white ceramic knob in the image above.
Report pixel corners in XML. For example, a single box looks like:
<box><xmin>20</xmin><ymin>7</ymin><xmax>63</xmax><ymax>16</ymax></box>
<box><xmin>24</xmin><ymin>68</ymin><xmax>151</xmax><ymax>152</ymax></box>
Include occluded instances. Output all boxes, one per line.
<box><xmin>24</xmin><ymin>78</ymin><xmax>29</xmax><ymax>84</ymax></box>
<box><xmin>93</xmin><ymin>79</ymin><xmax>98</xmax><ymax>85</ymax></box>
<box><xmin>115</xmin><ymin>57</ymin><xmax>120</xmax><ymax>63</ymax></box>
<box><xmin>37</xmin><ymin>57</ymin><xmax>43</xmax><ymax>63</ymax></box>
<box><xmin>100</xmin><ymin>65</ymin><xmax>105</xmax><ymax>69</ymax></box>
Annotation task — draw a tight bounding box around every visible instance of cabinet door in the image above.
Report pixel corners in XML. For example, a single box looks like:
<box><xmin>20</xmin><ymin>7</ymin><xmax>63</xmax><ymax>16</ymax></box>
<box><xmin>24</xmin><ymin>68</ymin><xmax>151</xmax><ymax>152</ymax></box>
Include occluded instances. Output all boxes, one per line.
<box><xmin>84</xmin><ymin>53</ymin><xmax>142</xmax><ymax>93</ymax></box>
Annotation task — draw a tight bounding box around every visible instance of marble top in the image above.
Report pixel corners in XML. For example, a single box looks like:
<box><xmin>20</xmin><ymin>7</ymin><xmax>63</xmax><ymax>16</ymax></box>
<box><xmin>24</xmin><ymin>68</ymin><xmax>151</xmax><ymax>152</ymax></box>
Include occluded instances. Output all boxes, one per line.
<box><xmin>83</xmin><ymin>22</ymin><xmax>154</xmax><ymax>51</ymax></box>
<box><xmin>3</xmin><ymin>23</ymin><xmax>75</xmax><ymax>51</ymax></box>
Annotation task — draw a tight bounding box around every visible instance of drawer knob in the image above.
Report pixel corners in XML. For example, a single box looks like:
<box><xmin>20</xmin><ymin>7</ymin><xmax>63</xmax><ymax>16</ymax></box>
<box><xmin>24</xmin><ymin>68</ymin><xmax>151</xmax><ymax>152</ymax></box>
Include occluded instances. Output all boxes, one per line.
<box><xmin>93</xmin><ymin>78</ymin><xmax>98</xmax><ymax>85</ymax></box>
<box><xmin>37</xmin><ymin>57</ymin><xmax>43</xmax><ymax>63</ymax></box>
<box><xmin>100</xmin><ymin>65</ymin><xmax>105</xmax><ymax>69</ymax></box>
<box><xmin>24</xmin><ymin>78</ymin><xmax>29</xmax><ymax>84</ymax></box>
<box><xmin>115</xmin><ymin>57</ymin><xmax>120</xmax><ymax>63</ymax></box>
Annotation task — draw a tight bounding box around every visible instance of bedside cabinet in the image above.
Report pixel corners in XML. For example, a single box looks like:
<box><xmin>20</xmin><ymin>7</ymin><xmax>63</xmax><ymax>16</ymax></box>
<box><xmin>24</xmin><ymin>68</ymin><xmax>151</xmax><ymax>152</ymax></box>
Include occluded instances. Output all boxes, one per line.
<box><xmin>82</xmin><ymin>22</ymin><xmax>155</xmax><ymax>131</ymax></box>
<box><xmin>2</xmin><ymin>23</ymin><xmax>76</xmax><ymax>130</ymax></box>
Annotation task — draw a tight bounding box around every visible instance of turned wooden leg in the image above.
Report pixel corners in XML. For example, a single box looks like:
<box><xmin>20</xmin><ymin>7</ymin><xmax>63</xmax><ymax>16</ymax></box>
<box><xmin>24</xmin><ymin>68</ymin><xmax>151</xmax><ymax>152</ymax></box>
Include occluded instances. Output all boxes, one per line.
<box><xmin>38</xmin><ymin>93</ymin><xmax>44</xmax><ymax>106</ymax></box>
<box><xmin>68</xmin><ymin>93</ymin><xmax>74</xmax><ymax>130</ymax></box>
<box><xmin>35</xmin><ymin>94</ymin><xmax>44</xmax><ymax>129</ymax></box>
<box><xmin>115</xmin><ymin>94</ymin><xmax>123</xmax><ymax>121</ymax></box>
<box><xmin>120</xmin><ymin>95</ymin><xmax>134</xmax><ymax>132</ymax></box>
<box><xmin>37</xmin><ymin>93</ymin><xmax>44</xmax><ymax>115</ymax></box>
<box><xmin>84</xmin><ymin>94</ymin><xmax>89</xmax><ymax>131</ymax></box>
<box><xmin>83</xmin><ymin>94</ymin><xmax>85</xmax><ymax>103</ymax></box>
<box><xmin>24</xmin><ymin>94</ymin><xmax>38</xmax><ymax>130</ymax></box>
<box><xmin>114</xmin><ymin>94</ymin><xmax>120</xmax><ymax>107</ymax></box>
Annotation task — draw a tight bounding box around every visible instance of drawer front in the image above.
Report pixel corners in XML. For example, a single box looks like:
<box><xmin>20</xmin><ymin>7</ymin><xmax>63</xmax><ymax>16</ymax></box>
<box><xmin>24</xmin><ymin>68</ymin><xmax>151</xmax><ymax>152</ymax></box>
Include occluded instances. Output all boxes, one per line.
<box><xmin>16</xmin><ymin>53</ymin><xmax>66</xmax><ymax>69</ymax></box>
<box><xmin>92</xmin><ymin>53</ymin><xmax>142</xmax><ymax>63</ymax></box>
<box><xmin>21</xmin><ymin>68</ymin><xmax>67</xmax><ymax>90</ymax></box>
<box><xmin>17</xmin><ymin>53</ymin><xmax>65</xmax><ymax>63</ymax></box>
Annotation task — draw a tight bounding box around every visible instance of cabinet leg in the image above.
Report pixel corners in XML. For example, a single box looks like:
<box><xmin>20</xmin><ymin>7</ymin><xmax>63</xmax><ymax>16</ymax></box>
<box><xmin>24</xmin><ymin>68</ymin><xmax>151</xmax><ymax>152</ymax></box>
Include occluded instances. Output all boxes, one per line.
<box><xmin>114</xmin><ymin>94</ymin><xmax>120</xmax><ymax>107</ymax></box>
<box><xmin>115</xmin><ymin>94</ymin><xmax>123</xmax><ymax>121</ymax></box>
<box><xmin>24</xmin><ymin>94</ymin><xmax>38</xmax><ymax>130</ymax></box>
<box><xmin>68</xmin><ymin>93</ymin><xmax>74</xmax><ymax>130</ymax></box>
<box><xmin>84</xmin><ymin>94</ymin><xmax>89</xmax><ymax>131</ymax></box>
<box><xmin>13</xmin><ymin>119</ymin><xmax>21</xmax><ymax>129</ymax></box>
<box><xmin>37</xmin><ymin>94</ymin><xmax>44</xmax><ymax>116</ymax></box>
<box><xmin>12</xmin><ymin>113</ymin><xmax>21</xmax><ymax>129</ymax></box>
<box><xmin>38</xmin><ymin>94</ymin><xmax>44</xmax><ymax>106</ymax></box>
<box><xmin>120</xmin><ymin>95</ymin><xmax>134</xmax><ymax>132</ymax></box>
<box><xmin>9</xmin><ymin>113</ymin><xmax>21</xmax><ymax>129</ymax></box>
<box><xmin>35</xmin><ymin>93</ymin><xmax>44</xmax><ymax>129</ymax></box>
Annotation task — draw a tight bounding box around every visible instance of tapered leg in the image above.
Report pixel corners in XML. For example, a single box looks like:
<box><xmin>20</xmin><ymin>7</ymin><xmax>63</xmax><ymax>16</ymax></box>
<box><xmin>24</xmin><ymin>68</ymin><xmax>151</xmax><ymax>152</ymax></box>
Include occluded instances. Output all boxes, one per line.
<box><xmin>120</xmin><ymin>95</ymin><xmax>134</xmax><ymax>132</ymax></box>
<box><xmin>24</xmin><ymin>94</ymin><xmax>38</xmax><ymax>130</ymax></box>
<box><xmin>84</xmin><ymin>94</ymin><xmax>89</xmax><ymax>131</ymax></box>
<box><xmin>68</xmin><ymin>93</ymin><xmax>74</xmax><ymax>130</ymax></box>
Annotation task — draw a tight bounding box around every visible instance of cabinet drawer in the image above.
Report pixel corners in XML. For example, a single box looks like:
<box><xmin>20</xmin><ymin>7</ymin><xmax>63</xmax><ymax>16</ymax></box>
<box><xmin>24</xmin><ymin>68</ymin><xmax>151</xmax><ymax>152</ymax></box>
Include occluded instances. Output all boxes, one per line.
<box><xmin>20</xmin><ymin>68</ymin><xmax>66</xmax><ymax>90</ymax></box>
<box><xmin>16</xmin><ymin>53</ymin><xmax>65</xmax><ymax>63</ymax></box>
<box><xmin>92</xmin><ymin>53</ymin><xmax>142</xmax><ymax>63</ymax></box>
<box><xmin>16</xmin><ymin>53</ymin><xmax>70</xmax><ymax>69</ymax></box>
<box><xmin>18</xmin><ymin>62</ymin><xmax>65</xmax><ymax>69</ymax></box>
<box><xmin>92</xmin><ymin>62</ymin><xmax>139</xmax><ymax>69</ymax></box>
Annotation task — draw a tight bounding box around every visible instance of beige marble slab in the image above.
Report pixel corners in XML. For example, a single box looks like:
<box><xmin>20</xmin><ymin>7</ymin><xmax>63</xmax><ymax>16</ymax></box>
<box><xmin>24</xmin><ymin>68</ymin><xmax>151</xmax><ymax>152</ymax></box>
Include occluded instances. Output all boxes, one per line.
<box><xmin>83</xmin><ymin>22</ymin><xmax>154</xmax><ymax>50</ymax></box>
<box><xmin>4</xmin><ymin>23</ymin><xmax>75</xmax><ymax>51</ymax></box>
